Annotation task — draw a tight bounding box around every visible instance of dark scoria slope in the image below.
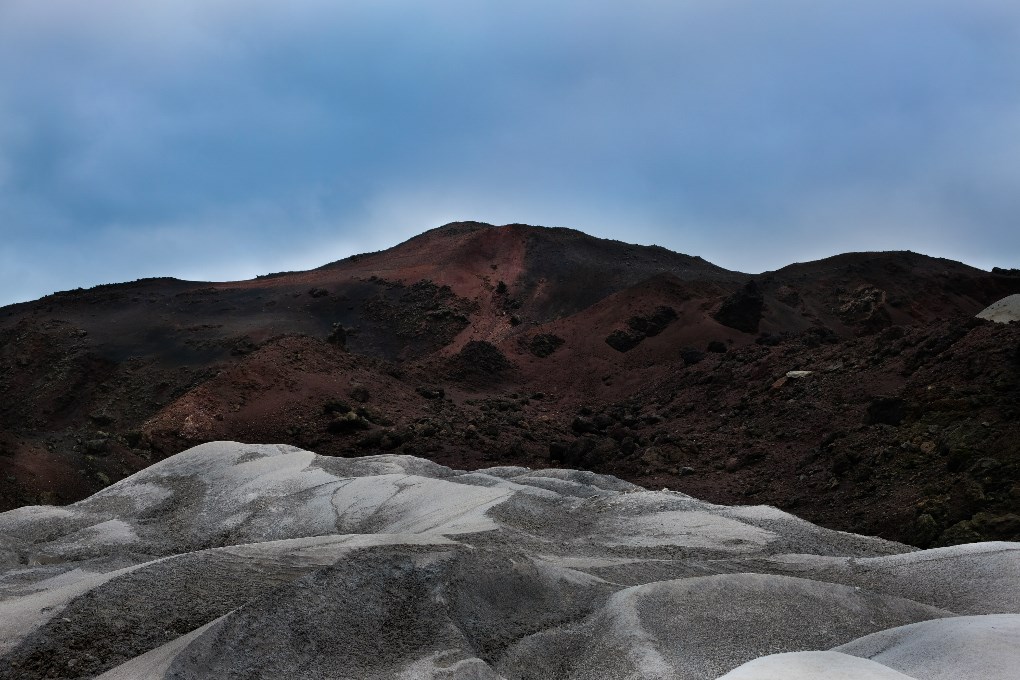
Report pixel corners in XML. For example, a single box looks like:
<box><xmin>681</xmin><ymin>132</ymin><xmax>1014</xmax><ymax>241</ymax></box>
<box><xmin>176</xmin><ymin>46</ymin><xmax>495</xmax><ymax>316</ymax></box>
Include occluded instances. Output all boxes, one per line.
<box><xmin>2</xmin><ymin>221</ymin><xmax>1019</xmax><ymax>547</ymax></box>
<box><xmin>756</xmin><ymin>250</ymin><xmax>1019</xmax><ymax>336</ymax></box>
<box><xmin>319</xmin><ymin>221</ymin><xmax>742</xmax><ymax>322</ymax></box>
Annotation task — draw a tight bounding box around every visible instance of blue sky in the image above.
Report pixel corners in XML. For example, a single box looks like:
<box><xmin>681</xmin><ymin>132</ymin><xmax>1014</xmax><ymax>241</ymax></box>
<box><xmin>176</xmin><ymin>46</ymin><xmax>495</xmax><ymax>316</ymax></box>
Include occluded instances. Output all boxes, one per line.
<box><xmin>2</xmin><ymin>1</ymin><xmax>1019</xmax><ymax>306</ymax></box>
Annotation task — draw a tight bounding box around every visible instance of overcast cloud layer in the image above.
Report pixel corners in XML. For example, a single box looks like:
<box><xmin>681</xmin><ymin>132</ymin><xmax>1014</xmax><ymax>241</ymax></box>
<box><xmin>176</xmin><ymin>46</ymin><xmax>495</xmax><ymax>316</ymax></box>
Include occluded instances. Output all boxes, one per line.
<box><xmin>2</xmin><ymin>1</ymin><xmax>1020</xmax><ymax>305</ymax></box>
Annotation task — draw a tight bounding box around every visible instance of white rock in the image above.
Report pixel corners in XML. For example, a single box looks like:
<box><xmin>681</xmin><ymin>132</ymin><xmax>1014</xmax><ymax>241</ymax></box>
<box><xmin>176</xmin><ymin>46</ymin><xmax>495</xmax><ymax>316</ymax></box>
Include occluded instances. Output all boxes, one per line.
<box><xmin>717</xmin><ymin>651</ymin><xmax>915</xmax><ymax>679</ymax></box>
<box><xmin>837</xmin><ymin>614</ymin><xmax>1020</xmax><ymax>680</ymax></box>
<box><xmin>976</xmin><ymin>294</ymin><xmax>1020</xmax><ymax>323</ymax></box>
<box><xmin>0</xmin><ymin>441</ymin><xmax>1015</xmax><ymax>680</ymax></box>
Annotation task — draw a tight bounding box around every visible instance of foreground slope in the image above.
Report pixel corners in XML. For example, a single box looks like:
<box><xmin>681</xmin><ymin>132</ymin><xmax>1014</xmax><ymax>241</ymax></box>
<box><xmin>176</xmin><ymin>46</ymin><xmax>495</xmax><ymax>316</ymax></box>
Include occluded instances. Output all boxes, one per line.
<box><xmin>1</xmin><ymin>442</ymin><xmax>1016</xmax><ymax>679</ymax></box>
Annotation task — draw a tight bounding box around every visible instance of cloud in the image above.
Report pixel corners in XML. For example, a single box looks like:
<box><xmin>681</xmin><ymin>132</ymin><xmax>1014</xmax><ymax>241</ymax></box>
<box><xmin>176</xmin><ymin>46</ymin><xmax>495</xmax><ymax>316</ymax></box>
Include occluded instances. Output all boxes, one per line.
<box><xmin>2</xmin><ymin>1</ymin><xmax>1020</xmax><ymax>304</ymax></box>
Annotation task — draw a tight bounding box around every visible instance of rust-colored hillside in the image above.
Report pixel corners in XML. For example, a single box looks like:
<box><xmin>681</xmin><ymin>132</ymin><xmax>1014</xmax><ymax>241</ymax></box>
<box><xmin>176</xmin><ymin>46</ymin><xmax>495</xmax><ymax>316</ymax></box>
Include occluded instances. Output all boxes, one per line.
<box><xmin>2</xmin><ymin>221</ymin><xmax>1018</xmax><ymax>546</ymax></box>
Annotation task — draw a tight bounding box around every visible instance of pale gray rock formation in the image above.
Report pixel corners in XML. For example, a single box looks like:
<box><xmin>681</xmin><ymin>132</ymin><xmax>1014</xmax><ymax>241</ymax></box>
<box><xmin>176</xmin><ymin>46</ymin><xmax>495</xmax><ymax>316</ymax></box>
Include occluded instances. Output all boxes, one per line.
<box><xmin>720</xmin><ymin>614</ymin><xmax>1020</xmax><ymax>679</ymax></box>
<box><xmin>976</xmin><ymin>294</ymin><xmax>1020</xmax><ymax>323</ymax></box>
<box><xmin>0</xmin><ymin>441</ymin><xmax>1016</xmax><ymax>679</ymax></box>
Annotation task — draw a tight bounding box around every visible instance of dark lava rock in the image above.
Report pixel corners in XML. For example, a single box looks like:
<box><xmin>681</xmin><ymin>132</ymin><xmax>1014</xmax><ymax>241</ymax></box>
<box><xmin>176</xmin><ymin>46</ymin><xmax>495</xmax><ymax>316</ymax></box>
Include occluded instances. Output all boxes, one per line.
<box><xmin>946</xmin><ymin>447</ymin><xmax>975</xmax><ymax>473</ymax></box>
<box><xmin>605</xmin><ymin>330</ymin><xmax>643</xmax><ymax>353</ymax></box>
<box><xmin>607</xmin><ymin>307</ymin><xmax>679</xmax><ymax>353</ymax></box>
<box><xmin>755</xmin><ymin>333</ymin><xmax>785</xmax><ymax>347</ymax></box>
<box><xmin>84</xmin><ymin>439</ymin><xmax>109</xmax><ymax>455</ymax></box>
<box><xmin>970</xmin><ymin>457</ymin><xmax>1002</xmax><ymax>476</ymax></box>
<box><xmin>707</xmin><ymin>340</ymin><xmax>728</xmax><ymax>354</ymax></box>
<box><xmin>680</xmin><ymin>348</ymin><xmax>706</xmax><ymax>365</ymax></box>
<box><xmin>801</xmin><ymin>326</ymin><xmax>839</xmax><ymax>347</ymax></box>
<box><xmin>360</xmin><ymin>279</ymin><xmax>476</xmax><ymax>359</ymax></box>
<box><xmin>562</xmin><ymin>437</ymin><xmax>597</xmax><ymax>466</ymax></box>
<box><xmin>449</xmin><ymin>341</ymin><xmax>514</xmax><ymax>384</ymax></box>
<box><xmin>326</xmin><ymin>412</ymin><xmax>372</xmax><ymax>434</ymax></box>
<box><xmin>865</xmin><ymin>396</ymin><xmax>907</xmax><ymax>426</ymax></box>
<box><xmin>627</xmin><ymin>306</ymin><xmax>677</xmax><ymax>337</ymax></box>
<box><xmin>529</xmin><ymin>333</ymin><xmax>565</xmax><ymax>358</ymax></box>
<box><xmin>323</xmin><ymin>400</ymin><xmax>352</xmax><ymax>415</ymax></box>
<box><xmin>838</xmin><ymin>285</ymin><xmax>890</xmax><ymax>332</ymax></box>
<box><xmin>231</xmin><ymin>338</ymin><xmax>258</xmax><ymax>356</ymax></box>
<box><xmin>348</xmin><ymin>385</ymin><xmax>371</xmax><ymax>403</ymax></box>
<box><xmin>308</xmin><ymin>287</ymin><xmax>329</xmax><ymax>298</ymax></box>
<box><xmin>357</xmin><ymin>429</ymin><xmax>405</xmax><ymax>451</ymax></box>
<box><xmin>904</xmin><ymin>322</ymin><xmax>971</xmax><ymax>372</ymax></box>
<box><xmin>911</xmin><ymin>513</ymin><xmax>941</xmax><ymax>547</ymax></box>
<box><xmin>416</xmin><ymin>387</ymin><xmax>445</xmax><ymax>400</ymax></box>
<box><xmin>327</xmin><ymin>323</ymin><xmax>348</xmax><ymax>348</ymax></box>
<box><xmin>714</xmin><ymin>280</ymin><xmax>764</xmax><ymax>333</ymax></box>
<box><xmin>88</xmin><ymin>412</ymin><xmax>116</xmax><ymax>427</ymax></box>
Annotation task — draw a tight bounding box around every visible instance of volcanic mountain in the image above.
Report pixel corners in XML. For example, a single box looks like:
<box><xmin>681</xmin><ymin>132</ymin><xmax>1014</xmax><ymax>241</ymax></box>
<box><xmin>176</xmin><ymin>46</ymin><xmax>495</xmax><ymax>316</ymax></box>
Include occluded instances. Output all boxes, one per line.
<box><xmin>2</xmin><ymin>221</ymin><xmax>1019</xmax><ymax>547</ymax></box>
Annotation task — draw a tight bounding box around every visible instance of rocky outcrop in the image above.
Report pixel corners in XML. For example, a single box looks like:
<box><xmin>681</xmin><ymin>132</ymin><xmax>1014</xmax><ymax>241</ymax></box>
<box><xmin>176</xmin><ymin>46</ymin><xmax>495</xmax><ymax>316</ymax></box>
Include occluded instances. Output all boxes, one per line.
<box><xmin>838</xmin><ymin>284</ymin><xmax>892</xmax><ymax>333</ymax></box>
<box><xmin>528</xmin><ymin>333</ymin><xmax>565</xmax><ymax>358</ymax></box>
<box><xmin>448</xmin><ymin>341</ymin><xmax>515</xmax><ymax>384</ymax></box>
<box><xmin>714</xmin><ymin>281</ymin><xmax>764</xmax><ymax>333</ymax></box>
<box><xmin>605</xmin><ymin>305</ymin><xmax>678</xmax><ymax>352</ymax></box>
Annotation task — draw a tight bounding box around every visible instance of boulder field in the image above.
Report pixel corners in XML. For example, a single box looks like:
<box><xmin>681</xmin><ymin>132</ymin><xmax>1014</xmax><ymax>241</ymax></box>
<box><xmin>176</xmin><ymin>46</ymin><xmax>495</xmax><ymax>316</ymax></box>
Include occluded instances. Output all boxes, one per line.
<box><xmin>0</xmin><ymin>441</ymin><xmax>1016</xmax><ymax>679</ymax></box>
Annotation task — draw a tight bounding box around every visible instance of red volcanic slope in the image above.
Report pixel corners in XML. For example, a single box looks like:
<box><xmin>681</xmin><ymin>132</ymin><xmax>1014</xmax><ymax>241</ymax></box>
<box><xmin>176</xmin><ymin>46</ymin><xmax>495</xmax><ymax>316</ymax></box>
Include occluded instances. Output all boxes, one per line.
<box><xmin>2</xmin><ymin>221</ymin><xmax>1019</xmax><ymax>547</ymax></box>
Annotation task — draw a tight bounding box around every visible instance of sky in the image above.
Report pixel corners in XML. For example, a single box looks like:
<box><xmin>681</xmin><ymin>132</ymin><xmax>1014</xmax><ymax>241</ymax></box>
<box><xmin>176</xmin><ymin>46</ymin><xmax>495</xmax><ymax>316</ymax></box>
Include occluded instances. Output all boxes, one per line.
<box><xmin>2</xmin><ymin>1</ymin><xmax>1020</xmax><ymax>306</ymax></box>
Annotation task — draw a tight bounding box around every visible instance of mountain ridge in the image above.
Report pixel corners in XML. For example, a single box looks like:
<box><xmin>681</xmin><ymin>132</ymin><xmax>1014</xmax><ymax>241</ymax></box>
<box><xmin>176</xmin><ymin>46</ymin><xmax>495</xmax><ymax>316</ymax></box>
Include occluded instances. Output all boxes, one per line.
<box><xmin>2</xmin><ymin>222</ymin><xmax>1019</xmax><ymax>549</ymax></box>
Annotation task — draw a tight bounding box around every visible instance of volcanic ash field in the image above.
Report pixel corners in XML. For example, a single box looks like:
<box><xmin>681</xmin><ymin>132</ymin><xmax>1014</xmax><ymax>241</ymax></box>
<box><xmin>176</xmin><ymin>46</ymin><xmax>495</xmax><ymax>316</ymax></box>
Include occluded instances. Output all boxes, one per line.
<box><xmin>1</xmin><ymin>441</ymin><xmax>1017</xmax><ymax>679</ymax></box>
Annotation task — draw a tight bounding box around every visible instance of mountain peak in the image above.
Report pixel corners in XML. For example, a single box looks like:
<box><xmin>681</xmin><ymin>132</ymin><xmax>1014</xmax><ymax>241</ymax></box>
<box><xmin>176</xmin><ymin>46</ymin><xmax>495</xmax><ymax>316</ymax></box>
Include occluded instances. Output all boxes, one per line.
<box><xmin>3</xmin><ymin>222</ymin><xmax>1020</xmax><ymax>553</ymax></box>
